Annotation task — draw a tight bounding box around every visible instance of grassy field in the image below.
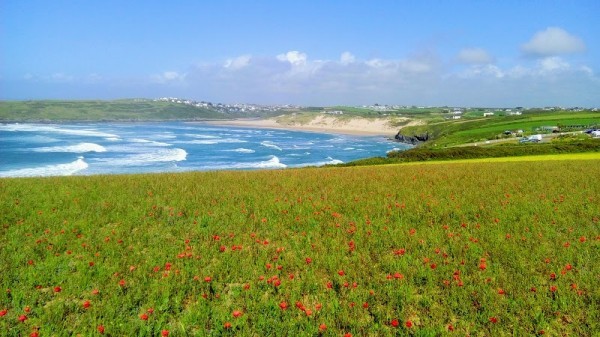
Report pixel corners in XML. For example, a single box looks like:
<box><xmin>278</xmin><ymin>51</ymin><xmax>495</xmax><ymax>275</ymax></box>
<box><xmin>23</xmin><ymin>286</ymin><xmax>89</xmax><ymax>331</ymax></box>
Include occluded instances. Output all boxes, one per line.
<box><xmin>398</xmin><ymin>111</ymin><xmax>600</xmax><ymax>148</ymax></box>
<box><xmin>1</xmin><ymin>160</ymin><xmax>599</xmax><ymax>336</ymax></box>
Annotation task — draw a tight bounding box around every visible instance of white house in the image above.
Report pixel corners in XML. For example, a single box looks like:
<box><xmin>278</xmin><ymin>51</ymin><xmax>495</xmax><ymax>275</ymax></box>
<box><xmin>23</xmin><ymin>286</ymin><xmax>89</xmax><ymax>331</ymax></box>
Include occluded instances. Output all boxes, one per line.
<box><xmin>483</xmin><ymin>112</ymin><xmax>494</xmax><ymax>117</ymax></box>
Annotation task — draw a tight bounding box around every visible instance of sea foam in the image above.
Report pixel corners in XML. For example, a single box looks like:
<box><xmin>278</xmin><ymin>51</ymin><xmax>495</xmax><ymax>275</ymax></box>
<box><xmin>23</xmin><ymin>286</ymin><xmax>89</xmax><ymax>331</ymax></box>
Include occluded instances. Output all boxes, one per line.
<box><xmin>0</xmin><ymin>157</ymin><xmax>88</xmax><ymax>177</ymax></box>
<box><xmin>0</xmin><ymin>123</ymin><xmax>118</xmax><ymax>138</ymax></box>
<box><xmin>94</xmin><ymin>148</ymin><xmax>187</xmax><ymax>166</ymax></box>
<box><xmin>33</xmin><ymin>142</ymin><xmax>107</xmax><ymax>153</ymax></box>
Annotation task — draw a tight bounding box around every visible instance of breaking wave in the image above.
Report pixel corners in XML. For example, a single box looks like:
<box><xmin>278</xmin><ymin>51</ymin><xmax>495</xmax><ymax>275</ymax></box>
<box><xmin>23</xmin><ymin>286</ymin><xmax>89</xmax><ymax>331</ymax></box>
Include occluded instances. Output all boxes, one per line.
<box><xmin>0</xmin><ymin>157</ymin><xmax>88</xmax><ymax>177</ymax></box>
<box><xmin>225</xmin><ymin>148</ymin><xmax>255</xmax><ymax>154</ymax></box>
<box><xmin>33</xmin><ymin>142</ymin><xmax>107</xmax><ymax>153</ymax></box>
<box><xmin>0</xmin><ymin>123</ymin><xmax>118</xmax><ymax>138</ymax></box>
<box><xmin>93</xmin><ymin>148</ymin><xmax>187</xmax><ymax>166</ymax></box>
<box><xmin>261</xmin><ymin>141</ymin><xmax>282</xmax><ymax>151</ymax></box>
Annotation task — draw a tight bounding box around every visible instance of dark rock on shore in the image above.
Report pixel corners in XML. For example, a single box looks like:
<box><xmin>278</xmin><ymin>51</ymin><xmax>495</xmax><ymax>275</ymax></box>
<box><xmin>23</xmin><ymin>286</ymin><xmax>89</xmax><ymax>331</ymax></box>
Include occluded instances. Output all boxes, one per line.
<box><xmin>394</xmin><ymin>132</ymin><xmax>429</xmax><ymax>144</ymax></box>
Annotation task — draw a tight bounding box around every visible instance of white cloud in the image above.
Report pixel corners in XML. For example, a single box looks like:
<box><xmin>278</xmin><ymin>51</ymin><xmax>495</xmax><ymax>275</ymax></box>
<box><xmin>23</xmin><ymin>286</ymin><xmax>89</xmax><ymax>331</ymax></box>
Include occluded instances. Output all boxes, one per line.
<box><xmin>224</xmin><ymin>55</ymin><xmax>251</xmax><ymax>70</ymax></box>
<box><xmin>152</xmin><ymin>71</ymin><xmax>186</xmax><ymax>83</ymax></box>
<box><xmin>457</xmin><ymin>48</ymin><xmax>494</xmax><ymax>64</ymax></box>
<box><xmin>521</xmin><ymin>27</ymin><xmax>586</xmax><ymax>56</ymax></box>
<box><xmin>539</xmin><ymin>56</ymin><xmax>570</xmax><ymax>74</ymax></box>
<box><xmin>276</xmin><ymin>51</ymin><xmax>307</xmax><ymax>66</ymax></box>
<box><xmin>340</xmin><ymin>52</ymin><xmax>355</xmax><ymax>65</ymax></box>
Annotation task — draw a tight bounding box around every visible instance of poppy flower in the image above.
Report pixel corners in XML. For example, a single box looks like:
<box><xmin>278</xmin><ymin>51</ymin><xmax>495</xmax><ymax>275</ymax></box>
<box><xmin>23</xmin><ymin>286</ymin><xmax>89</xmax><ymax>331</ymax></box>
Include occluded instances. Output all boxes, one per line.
<box><xmin>338</xmin><ymin>270</ymin><xmax>345</xmax><ymax>276</ymax></box>
<box><xmin>232</xmin><ymin>310</ymin><xmax>242</xmax><ymax>318</ymax></box>
<box><xmin>18</xmin><ymin>315</ymin><xmax>28</xmax><ymax>322</ymax></box>
<box><xmin>161</xmin><ymin>330</ymin><xmax>169</xmax><ymax>336</ymax></box>
<box><xmin>30</xmin><ymin>332</ymin><xmax>39</xmax><ymax>337</ymax></box>
<box><xmin>54</xmin><ymin>286</ymin><xmax>62</xmax><ymax>293</ymax></box>
<box><xmin>0</xmin><ymin>309</ymin><xmax>7</xmax><ymax>317</ymax></box>
<box><xmin>140</xmin><ymin>313</ymin><xmax>149</xmax><ymax>320</ymax></box>
<box><xmin>489</xmin><ymin>316</ymin><xmax>498</xmax><ymax>323</ymax></box>
<box><xmin>391</xmin><ymin>319</ymin><xmax>399</xmax><ymax>327</ymax></box>
<box><xmin>97</xmin><ymin>325</ymin><xmax>105</xmax><ymax>334</ymax></box>
<box><xmin>224</xmin><ymin>322</ymin><xmax>232</xmax><ymax>329</ymax></box>
<box><xmin>279</xmin><ymin>302</ymin><xmax>288</xmax><ymax>310</ymax></box>
<box><xmin>83</xmin><ymin>300</ymin><xmax>91</xmax><ymax>309</ymax></box>
<box><xmin>405</xmin><ymin>320</ymin><xmax>413</xmax><ymax>328</ymax></box>
<box><xmin>319</xmin><ymin>323</ymin><xmax>327</xmax><ymax>331</ymax></box>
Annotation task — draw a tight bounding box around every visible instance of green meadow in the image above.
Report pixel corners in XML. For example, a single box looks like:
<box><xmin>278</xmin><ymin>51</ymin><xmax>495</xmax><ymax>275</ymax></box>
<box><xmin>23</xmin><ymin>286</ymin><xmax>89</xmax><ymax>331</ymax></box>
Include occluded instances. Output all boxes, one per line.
<box><xmin>1</xmin><ymin>159</ymin><xmax>599</xmax><ymax>336</ymax></box>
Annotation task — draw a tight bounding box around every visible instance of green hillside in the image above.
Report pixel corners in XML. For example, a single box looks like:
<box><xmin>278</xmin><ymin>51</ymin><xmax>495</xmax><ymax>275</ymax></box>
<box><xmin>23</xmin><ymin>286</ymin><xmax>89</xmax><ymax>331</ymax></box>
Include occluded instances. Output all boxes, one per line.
<box><xmin>398</xmin><ymin>110</ymin><xmax>600</xmax><ymax>147</ymax></box>
<box><xmin>0</xmin><ymin>100</ymin><xmax>229</xmax><ymax>121</ymax></box>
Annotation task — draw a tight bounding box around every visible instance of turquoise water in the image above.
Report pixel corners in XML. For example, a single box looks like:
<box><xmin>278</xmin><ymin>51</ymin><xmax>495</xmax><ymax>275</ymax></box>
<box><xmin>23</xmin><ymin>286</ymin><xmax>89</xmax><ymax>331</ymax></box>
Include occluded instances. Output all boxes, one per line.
<box><xmin>0</xmin><ymin>122</ymin><xmax>408</xmax><ymax>177</ymax></box>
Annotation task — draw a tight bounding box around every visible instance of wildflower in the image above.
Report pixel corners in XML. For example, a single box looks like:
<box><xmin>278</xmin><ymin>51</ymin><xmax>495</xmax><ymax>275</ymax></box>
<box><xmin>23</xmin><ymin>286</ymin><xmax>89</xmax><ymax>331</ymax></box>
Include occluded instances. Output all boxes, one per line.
<box><xmin>391</xmin><ymin>319</ymin><xmax>399</xmax><ymax>327</ymax></box>
<box><xmin>405</xmin><ymin>320</ymin><xmax>413</xmax><ymax>328</ymax></box>
<box><xmin>224</xmin><ymin>322</ymin><xmax>232</xmax><ymax>329</ymax></box>
<box><xmin>140</xmin><ymin>313</ymin><xmax>149</xmax><ymax>320</ymax></box>
<box><xmin>18</xmin><ymin>315</ymin><xmax>28</xmax><ymax>322</ymax></box>
<box><xmin>489</xmin><ymin>316</ymin><xmax>498</xmax><ymax>323</ymax></box>
<box><xmin>97</xmin><ymin>325</ymin><xmax>105</xmax><ymax>334</ymax></box>
<box><xmin>83</xmin><ymin>300</ymin><xmax>91</xmax><ymax>309</ymax></box>
<box><xmin>161</xmin><ymin>330</ymin><xmax>169</xmax><ymax>336</ymax></box>
<box><xmin>232</xmin><ymin>310</ymin><xmax>242</xmax><ymax>318</ymax></box>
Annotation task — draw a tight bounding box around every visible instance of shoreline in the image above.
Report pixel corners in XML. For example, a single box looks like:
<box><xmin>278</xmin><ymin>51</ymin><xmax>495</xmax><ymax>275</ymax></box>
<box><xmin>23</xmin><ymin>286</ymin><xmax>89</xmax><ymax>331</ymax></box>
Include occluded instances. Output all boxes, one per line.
<box><xmin>203</xmin><ymin>116</ymin><xmax>400</xmax><ymax>137</ymax></box>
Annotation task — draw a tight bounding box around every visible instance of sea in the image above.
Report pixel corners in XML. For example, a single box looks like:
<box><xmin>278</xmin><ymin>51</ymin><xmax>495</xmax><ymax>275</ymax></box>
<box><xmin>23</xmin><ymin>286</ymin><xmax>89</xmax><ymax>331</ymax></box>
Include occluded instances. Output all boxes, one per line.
<box><xmin>0</xmin><ymin>122</ymin><xmax>409</xmax><ymax>177</ymax></box>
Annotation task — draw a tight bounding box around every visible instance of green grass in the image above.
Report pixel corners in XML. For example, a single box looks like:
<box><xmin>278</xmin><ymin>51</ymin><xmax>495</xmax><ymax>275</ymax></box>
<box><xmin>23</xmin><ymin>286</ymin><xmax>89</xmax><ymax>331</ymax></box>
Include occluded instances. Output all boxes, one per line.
<box><xmin>0</xmin><ymin>100</ymin><xmax>228</xmax><ymax>121</ymax></box>
<box><xmin>398</xmin><ymin>111</ymin><xmax>600</xmax><ymax>147</ymax></box>
<box><xmin>1</xmin><ymin>160</ymin><xmax>599</xmax><ymax>336</ymax></box>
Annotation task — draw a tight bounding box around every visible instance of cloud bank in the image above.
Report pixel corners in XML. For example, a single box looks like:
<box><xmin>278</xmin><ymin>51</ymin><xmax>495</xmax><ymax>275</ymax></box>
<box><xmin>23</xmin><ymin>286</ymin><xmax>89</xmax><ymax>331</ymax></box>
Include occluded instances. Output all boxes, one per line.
<box><xmin>8</xmin><ymin>27</ymin><xmax>598</xmax><ymax>107</ymax></box>
<box><xmin>521</xmin><ymin>27</ymin><xmax>586</xmax><ymax>56</ymax></box>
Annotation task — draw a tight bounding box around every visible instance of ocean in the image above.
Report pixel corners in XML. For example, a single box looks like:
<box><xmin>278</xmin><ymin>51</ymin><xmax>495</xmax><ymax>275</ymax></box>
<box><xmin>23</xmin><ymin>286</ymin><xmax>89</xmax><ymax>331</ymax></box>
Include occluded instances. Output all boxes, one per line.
<box><xmin>0</xmin><ymin>122</ymin><xmax>409</xmax><ymax>177</ymax></box>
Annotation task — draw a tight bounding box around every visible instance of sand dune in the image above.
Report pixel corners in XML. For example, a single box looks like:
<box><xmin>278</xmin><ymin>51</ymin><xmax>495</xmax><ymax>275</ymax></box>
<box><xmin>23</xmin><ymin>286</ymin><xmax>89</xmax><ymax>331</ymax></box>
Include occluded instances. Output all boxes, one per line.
<box><xmin>208</xmin><ymin>115</ymin><xmax>403</xmax><ymax>136</ymax></box>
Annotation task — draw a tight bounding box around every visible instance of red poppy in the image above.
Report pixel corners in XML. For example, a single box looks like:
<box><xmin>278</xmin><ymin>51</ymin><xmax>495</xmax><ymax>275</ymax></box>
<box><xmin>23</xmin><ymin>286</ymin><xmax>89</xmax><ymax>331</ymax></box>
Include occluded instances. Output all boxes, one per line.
<box><xmin>405</xmin><ymin>320</ymin><xmax>413</xmax><ymax>328</ymax></box>
<box><xmin>224</xmin><ymin>322</ymin><xmax>232</xmax><ymax>329</ymax></box>
<box><xmin>140</xmin><ymin>313</ymin><xmax>149</xmax><ymax>320</ymax></box>
<box><xmin>97</xmin><ymin>325</ymin><xmax>105</xmax><ymax>334</ymax></box>
<box><xmin>18</xmin><ymin>315</ymin><xmax>27</xmax><ymax>322</ymax></box>
<box><xmin>161</xmin><ymin>330</ymin><xmax>169</xmax><ymax>336</ymax></box>
<box><xmin>232</xmin><ymin>310</ymin><xmax>242</xmax><ymax>318</ymax></box>
<box><xmin>83</xmin><ymin>300</ymin><xmax>91</xmax><ymax>309</ymax></box>
<box><xmin>489</xmin><ymin>316</ymin><xmax>498</xmax><ymax>323</ymax></box>
<box><xmin>54</xmin><ymin>286</ymin><xmax>62</xmax><ymax>293</ymax></box>
<box><xmin>0</xmin><ymin>309</ymin><xmax>7</xmax><ymax>317</ymax></box>
<box><xmin>319</xmin><ymin>323</ymin><xmax>327</xmax><ymax>331</ymax></box>
<box><xmin>279</xmin><ymin>302</ymin><xmax>288</xmax><ymax>310</ymax></box>
<box><xmin>391</xmin><ymin>319</ymin><xmax>399</xmax><ymax>327</ymax></box>
<box><xmin>338</xmin><ymin>270</ymin><xmax>345</xmax><ymax>276</ymax></box>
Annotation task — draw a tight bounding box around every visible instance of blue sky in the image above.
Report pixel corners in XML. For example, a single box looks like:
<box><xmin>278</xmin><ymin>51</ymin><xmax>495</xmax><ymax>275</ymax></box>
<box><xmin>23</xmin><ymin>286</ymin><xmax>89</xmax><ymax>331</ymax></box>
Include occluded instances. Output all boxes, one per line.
<box><xmin>2</xmin><ymin>0</ymin><xmax>599</xmax><ymax>107</ymax></box>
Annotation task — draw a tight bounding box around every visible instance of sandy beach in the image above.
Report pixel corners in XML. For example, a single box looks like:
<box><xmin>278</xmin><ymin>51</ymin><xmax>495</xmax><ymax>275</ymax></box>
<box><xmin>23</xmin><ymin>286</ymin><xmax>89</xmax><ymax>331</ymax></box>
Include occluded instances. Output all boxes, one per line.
<box><xmin>206</xmin><ymin>115</ymin><xmax>402</xmax><ymax>137</ymax></box>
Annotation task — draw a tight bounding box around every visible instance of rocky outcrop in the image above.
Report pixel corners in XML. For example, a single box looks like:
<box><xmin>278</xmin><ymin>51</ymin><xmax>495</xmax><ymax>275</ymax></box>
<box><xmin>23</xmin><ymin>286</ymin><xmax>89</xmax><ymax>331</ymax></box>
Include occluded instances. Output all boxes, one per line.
<box><xmin>394</xmin><ymin>132</ymin><xmax>429</xmax><ymax>145</ymax></box>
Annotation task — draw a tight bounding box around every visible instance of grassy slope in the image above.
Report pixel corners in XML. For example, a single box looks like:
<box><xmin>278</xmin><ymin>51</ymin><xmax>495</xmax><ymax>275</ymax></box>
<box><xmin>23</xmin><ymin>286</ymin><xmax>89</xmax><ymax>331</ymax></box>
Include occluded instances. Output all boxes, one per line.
<box><xmin>398</xmin><ymin>111</ymin><xmax>600</xmax><ymax>148</ymax></box>
<box><xmin>0</xmin><ymin>100</ymin><xmax>228</xmax><ymax>121</ymax></box>
<box><xmin>1</xmin><ymin>160</ymin><xmax>599</xmax><ymax>336</ymax></box>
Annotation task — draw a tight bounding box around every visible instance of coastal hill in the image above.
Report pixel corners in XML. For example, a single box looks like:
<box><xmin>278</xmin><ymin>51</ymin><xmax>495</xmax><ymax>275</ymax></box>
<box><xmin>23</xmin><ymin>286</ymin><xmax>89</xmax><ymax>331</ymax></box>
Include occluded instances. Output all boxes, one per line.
<box><xmin>2</xmin><ymin>99</ymin><xmax>599</xmax><ymax>157</ymax></box>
